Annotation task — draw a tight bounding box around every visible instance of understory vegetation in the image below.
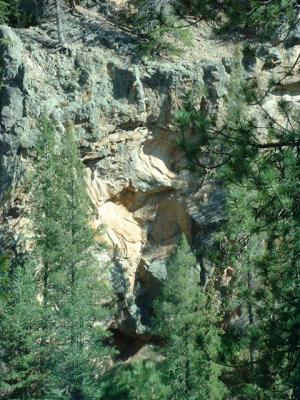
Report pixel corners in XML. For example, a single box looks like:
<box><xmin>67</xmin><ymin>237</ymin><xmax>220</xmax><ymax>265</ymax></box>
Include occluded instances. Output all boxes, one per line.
<box><xmin>0</xmin><ymin>0</ymin><xmax>300</xmax><ymax>399</ymax></box>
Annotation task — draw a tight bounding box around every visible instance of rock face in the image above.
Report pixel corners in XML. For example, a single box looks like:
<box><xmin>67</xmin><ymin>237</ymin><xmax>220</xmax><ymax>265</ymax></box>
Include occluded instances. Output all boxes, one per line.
<box><xmin>0</xmin><ymin>15</ymin><xmax>299</xmax><ymax>344</ymax></box>
<box><xmin>0</xmin><ymin>26</ymin><xmax>24</xmax><ymax>200</ymax></box>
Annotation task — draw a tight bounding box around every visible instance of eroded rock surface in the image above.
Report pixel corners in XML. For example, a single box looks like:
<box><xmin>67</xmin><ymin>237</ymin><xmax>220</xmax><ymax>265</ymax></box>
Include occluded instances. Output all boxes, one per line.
<box><xmin>1</xmin><ymin>15</ymin><xmax>299</xmax><ymax>343</ymax></box>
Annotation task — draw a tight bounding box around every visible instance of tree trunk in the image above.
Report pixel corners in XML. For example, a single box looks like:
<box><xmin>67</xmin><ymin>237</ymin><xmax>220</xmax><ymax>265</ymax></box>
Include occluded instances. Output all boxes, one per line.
<box><xmin>55</xmin><ymin>0</ymin><xmax>65</xmax><ymax>47</ymax></box>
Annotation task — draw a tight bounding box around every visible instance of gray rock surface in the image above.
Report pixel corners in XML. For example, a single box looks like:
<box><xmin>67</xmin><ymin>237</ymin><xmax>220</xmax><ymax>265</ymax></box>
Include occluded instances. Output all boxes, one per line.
<box><xmin>1</xmin><ymin>86</ymin><xmax>24</xmax><ymax>129</ymax></box>
<box><xmin>202</xmin><ymin>61</ymin><xmax>228</xmax><ymax>100</ymax></box>
<box><xmin>0</xmin><ymin>25</ymin><xmax>23</xmax><ymax>82</ymax></box>
<box><xmin>1</xmin><ymin>15</ymin><xmax>299</xmax><ymax>341</ymax></box>
<box><xmin>285</xmin><ymin>23</ymin><xmax>300</xmax><ymax>48</ymax></box>
<box><xmin>0</xmin><ymin>26</ymin><xmax>25</xmax><ymax>201</ymax></box>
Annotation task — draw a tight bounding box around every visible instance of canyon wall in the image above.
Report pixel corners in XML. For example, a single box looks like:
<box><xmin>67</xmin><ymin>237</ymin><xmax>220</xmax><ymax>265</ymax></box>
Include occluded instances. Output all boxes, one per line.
<box><xmin>0</xmin><ymin>12</ymin><xmax>299</xmax><ymax>351</ymax></box>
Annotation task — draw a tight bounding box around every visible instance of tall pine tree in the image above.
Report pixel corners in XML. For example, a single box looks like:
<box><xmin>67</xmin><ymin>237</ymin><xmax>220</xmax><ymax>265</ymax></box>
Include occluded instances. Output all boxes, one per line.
<box><xmin>176</xmin><ymin>49</ymin><xmax>300</xmax><ymax>399</ymax></box>
<box><xmin>31</xmin><ymin>120</ymin><xmax>114</xmax><ymax>399</ymax></box>
<box><xmin>153</xmin><ymin>235</ymin><xmax>226</xmax><ymax>400</ymax></box>
<box><xmin>0</xmin><ymin>256</ymin><xmax>44</xmax><ymax>399</ymax></box>
<box><xmin>0</xmin><ymin>119</ymin><xmax>114</xmax><ymax>399</ymax></box>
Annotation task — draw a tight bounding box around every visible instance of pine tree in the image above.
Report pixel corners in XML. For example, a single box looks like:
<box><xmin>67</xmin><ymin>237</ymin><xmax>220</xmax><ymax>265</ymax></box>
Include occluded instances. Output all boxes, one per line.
<box><xmin>213</xmin><ymin>57</ymin><xmax>300</xmax><ymax>400</ymax></box>
<box><xmin>100</xmin><ymin>359</ymin><xmax>169</xmax><ymax>400</ymax></box>
<box><xmin>0</xmin><ymin>0</ymin><xmax>20</xmax><ymax>24</ymax></box>
<box><xmin>0</xmin><ymin>0</ymin><xmax>9</xmax><ymax>23</ymax></box>
<box><xmin>0</xmin><ymin>258</ymin><xmax>44</xmax><ymax>399</ymax></box>
<box><xmin>153</xmin><ymin>235</ymin><xmax>226</xmax><ymax>400</ymax></box>
<box><xmin>175</xmin><ymin>0</ymin><xmax>298</xmax><ymax>38</ymax></box>
<box><xmin>127</xmin><ymin>0</ymin><xmax>192</xmax><ymax>56</ymax></box>
<box><xmin>0</xmin><ymin>0</ymin><xmax>35</xmax><ymax>27</ymax></box>
<box><xmin>218</xmin><ymin>148</ymin><xmax>300</xmax><ymax>399</ymax></box>
<box><xmin>0</xmin><ymin>254</ymin><xmax>10</xmax><ymax>397</ymax></box>
<box><xmin>37</xmin><ymin>0</ymin><xmax>75</xmax><ymax>46</ymax></box>
<box><xmin>0</xmin><ymin>119</ymin><xmax>114</xmax><ymax>399</ymax></box>
<box><xmin>30</xmin><ymin>120</ymin><xmax>114</xmax><ymax>399</ymax></box>
<box><xmin>123</xmin><ymin>361</ymin><xmax>169</xmax><ymax>400</ymax></box>
<box><xmin>176</xmin><ymin>49</ymin><xmax>300</xmax><ymax>398</ymax></box>
<box><xmin>133</xmin><ymin>0</ymin><xmax>298</xmax><ymax>54</ymax></box>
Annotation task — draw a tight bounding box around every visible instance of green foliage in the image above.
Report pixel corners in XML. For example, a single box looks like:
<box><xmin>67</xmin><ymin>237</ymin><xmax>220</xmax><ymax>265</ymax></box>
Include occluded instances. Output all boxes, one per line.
<box><xmin>0</xmin><ymin>0</ymin><xmax>34</xmax><ymax>27</ymax></box>
<box><xmin>30</xmin><ymin>120</ymin><xmax>114</xmax><ymax>399</ymax></box>
<box><xmin>0</xmin><ymin>254</ymin><xmax>9</xmax><ymax>303</ymax></box>
<box><xmin>100</xmin><ymin>360</ymin><xmax>168</xmax><ymax>400</ymax></box>
<box><xmin>175</xmin><ymin>45</ymin><xmax>300</xmax><ymax>398</ymax></box>
<box><xmin>0</xmin><ymin>119</ymin><xmax>115</xmax><ymax>399</ymax></box>
<box><xmin>218</xmin><ymin>146</ymin><xmax>300</xmax><ymax>399</ymax></box>
<box><xmin>129</xmin><ymin>0</ymin><xmax>192</xmax><ymax>57</ymax></box>
<box><xmin>0</xmin><ymin>260</ymin><xmax>44</xmax><ymax>398</ymax></box>
<box><xmin>0</xmin><ymin>0</ymin><xmax>9</xmax><ymax>23</ymax></box>
<box><xmin>121</xmin><ymin>360</ymin><xmax>169</xmax><ymax>400</ymax></box>
<box><xmin>138</xmin><ymin>18</ymin><xmax>193</xmax><ymax>57</ymax></box>
<box><xmin>119</xmin><ymin>0</ymin><xmax>299</xmax><ymax>56</ymax></box>
<box><xmin>153</xmin><ymin>235</ymin><xmax>226</xmax><ymax>400</ymax></box>
<box><xmin>176</xmin><ymin>0</ymin><xmax>298</xmax><ymax>39</ymax></box>
<box><xmin>101</xmin><ymin>237</ymin><xmax>226</xmax><ymax>400</ymax></box>
<box><xmin>175</xmin><ymin>48</ymin><xmax>260</xmax><ymax>178</ymax></box>
<box><xmin>132</xmin><ymin>0</ymin><xmax>298</xmax><ymax>55</ymax></box>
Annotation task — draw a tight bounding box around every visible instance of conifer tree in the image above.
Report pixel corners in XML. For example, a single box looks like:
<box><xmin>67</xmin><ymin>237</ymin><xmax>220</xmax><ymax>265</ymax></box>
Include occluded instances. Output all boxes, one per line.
<box><xmin>100</xmin><ymin>359</ymin><xmax>169</xmax><ymax>400</ymax></box>
<box><xmin>31</xmin><ymin>120</ymin><xmax>114</xmax><ymax>399</ymax></box>
<box><xmin>0</xmin><ymin>258</ymin><xmax>43</xmax><ymax>399</ymax></box>
<box><xmin>0</xmin><ymin>0</ymin><xmax>21</xmax><ymax>24</ymax></box>
<box><xmin>153</xmin><ymin>235</ymin><xmax>226</xmax><ymax>400</ymax></box>
<box><xmin>133</xmin><ymin>0</ymin><xmax>298</xmax><ymax>56</ymax></box>
<box><xmin>214</xmin><ymin>59</ymin><xmax>300</xmax><ymax>400</ymax></box>
<box><xmin>176</xmin><ymin>50</ymin><xmax>300</xmax><ymax>399</ymax></box>
<box><xmin>0</xmin><ymin>0</ymin><xmax>9</xmax><ymax>23</ymax></box>
<box><xmin>176</xmin><ymin>0</ymin><xmax>298</xmax><ymax>38</ymax></box>
<box><xmin>37</xmin><ymin>0</ymin><xmax>74</xmax><ymax>46</ymax></box>
<box><xmin>123</xmin><ymin>360</ymin><xmax>169</xmax><ymax>400</ymax></box>
<box><xmin>0</xmin><ymin>120</ymin><xmax>114</xmax><ymax>399</ymax></box>
<box><xmin>218</xmin><ymin>147</ymin><xmax>300</xmax><ymax>399</ymax></box>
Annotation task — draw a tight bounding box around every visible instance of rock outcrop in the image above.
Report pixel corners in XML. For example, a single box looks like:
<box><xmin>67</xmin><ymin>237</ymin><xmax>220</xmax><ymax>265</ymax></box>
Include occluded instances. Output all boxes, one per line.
<box><xmin>0</xmin><ymin>10</ymin><xmax>299</xmax><ymax>348</ymax></box>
